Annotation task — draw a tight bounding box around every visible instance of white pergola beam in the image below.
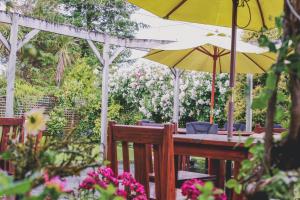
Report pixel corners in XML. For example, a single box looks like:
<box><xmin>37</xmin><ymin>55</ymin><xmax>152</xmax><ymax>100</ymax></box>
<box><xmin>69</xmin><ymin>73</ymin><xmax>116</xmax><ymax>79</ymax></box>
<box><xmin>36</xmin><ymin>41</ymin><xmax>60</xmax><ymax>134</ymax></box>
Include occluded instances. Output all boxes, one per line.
<box><xmin>87</xmin><ymin>40</ymin><xmax>104</xmax><ymax>65</ymax></box>
<box><xmin>17</xmin><ymin>29</ymin><xmax>40</xmax><ymax>51</ymax></box>
<box><xmin>0</xmin><ymin>11</ymin><xmax>171</xmax><ymax>49</ymax></box>
<box><xmin>109</xmin><ymin>47</ymin><xmax>125</xmax><ymax>65</ymax></box>
<box><xmin>0</xmin><ymin>32</ymin><xmax>10</xmax><ymax>50</ymax></box>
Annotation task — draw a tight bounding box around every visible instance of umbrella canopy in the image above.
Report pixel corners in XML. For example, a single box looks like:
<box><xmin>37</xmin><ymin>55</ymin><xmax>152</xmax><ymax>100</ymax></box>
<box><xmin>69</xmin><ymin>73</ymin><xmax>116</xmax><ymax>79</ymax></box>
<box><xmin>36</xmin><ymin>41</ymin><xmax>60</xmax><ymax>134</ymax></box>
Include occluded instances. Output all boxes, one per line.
<box><xmin>144</xmin><ymin>34</ymin><xmax>276</xmax><ymax>123</ymax></box>
<box><xmin>128</xmin><ymin>0</ymin><xmax>283</xmax><ymax>31</ymax></box>
<box><xmin>145</xmin><ymin>34</ymin><xmax>276</xmax><ymax>74</ymax></box>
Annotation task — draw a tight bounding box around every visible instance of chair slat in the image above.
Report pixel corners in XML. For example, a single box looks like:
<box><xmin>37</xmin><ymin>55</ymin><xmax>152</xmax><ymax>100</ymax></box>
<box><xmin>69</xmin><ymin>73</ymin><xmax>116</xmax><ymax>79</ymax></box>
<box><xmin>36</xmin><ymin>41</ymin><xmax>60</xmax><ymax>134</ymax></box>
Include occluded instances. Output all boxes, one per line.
<box><xmin>122</xmin><ymin>141</ymin><xmax>130</xmax><ymax>173</ymax></box>
<box><xmin>133</xmin><ymin>143</ymin><xmax>150</xmax><ymax>199</ymax></box>
<box><xmin>153</xmin><ymin>145</ymin><xmax>162</xmax><ymax>200</ymax></box>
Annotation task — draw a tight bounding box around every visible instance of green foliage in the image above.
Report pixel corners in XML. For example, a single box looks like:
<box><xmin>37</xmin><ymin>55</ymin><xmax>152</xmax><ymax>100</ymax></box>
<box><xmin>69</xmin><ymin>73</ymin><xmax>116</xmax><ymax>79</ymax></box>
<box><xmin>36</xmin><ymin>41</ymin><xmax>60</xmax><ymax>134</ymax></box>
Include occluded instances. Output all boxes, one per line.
<box><xmin>53</xmin><ymin>59</ymin><xmax>101</xmax><ymax>137</ymax></box>
<box><xmin>14</xmin><ymin>80</ymin><xmax>45</xmax><ymax>112</ymax></box>
<box><xmin>95</xmin><ymin>185</ymin><xmax>123</xmax><ymax>200</ymax></box>
<box><xmin>47</xmin><ymin>107</ymin><xmax>67</xmax><ymax>136</ymax></box>
<box><xmin>195</xmin><ymin>182</ymin><xmax>225</xmax><ymax>200</ymax></box>
<box><xmin>0</xmin><ymin>173</ymin><xmax>31</xmax><ymax>196</ymax></box>
<box><xmin>226</xmin><ymin>137</ymin><xmax>264</xmax><ymax>195</ymax></box>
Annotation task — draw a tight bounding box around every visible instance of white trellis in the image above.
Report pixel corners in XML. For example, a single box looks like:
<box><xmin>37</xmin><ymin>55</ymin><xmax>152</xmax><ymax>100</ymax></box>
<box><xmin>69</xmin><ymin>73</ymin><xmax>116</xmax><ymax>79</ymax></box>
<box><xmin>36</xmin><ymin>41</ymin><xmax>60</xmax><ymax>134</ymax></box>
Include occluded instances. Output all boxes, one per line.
<box><xmin>0</xmin><ymin>11</ymin><xmax>171</xmax><ymax>159</ymax></box>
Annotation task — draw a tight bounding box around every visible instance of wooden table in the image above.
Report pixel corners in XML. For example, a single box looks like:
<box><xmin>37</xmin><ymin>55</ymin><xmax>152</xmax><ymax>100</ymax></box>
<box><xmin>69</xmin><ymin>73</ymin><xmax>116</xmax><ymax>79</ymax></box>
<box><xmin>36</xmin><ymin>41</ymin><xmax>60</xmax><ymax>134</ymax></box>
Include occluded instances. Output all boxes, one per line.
<box><xmin>177</xmin><ymin>128</ymin><xmax>253</xmax><ymax>136</ymax></box>
<box><xmin>173</xmin><ymin>134</ymin><xmax>249</xmax><ymax>200</ymax></box>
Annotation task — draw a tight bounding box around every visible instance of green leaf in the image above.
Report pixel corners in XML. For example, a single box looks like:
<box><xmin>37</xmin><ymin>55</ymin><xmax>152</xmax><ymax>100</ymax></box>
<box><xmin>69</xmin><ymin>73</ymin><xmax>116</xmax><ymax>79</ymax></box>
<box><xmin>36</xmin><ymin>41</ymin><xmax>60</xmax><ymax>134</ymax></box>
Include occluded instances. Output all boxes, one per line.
<box><xmin>244</xmin><ymin>137</ymin><xmax>255</xmax><ymax>148</ymax></box>
<box><xmin>266</xmin><ymin>71</ymin><xmax>277</xmax><ymax>91</ymax></box>
<box><xmin>268</xmin><ymin>42</ymin><xmax>277</xmax><ymax>53</ymax></box>
<box><xmin>241</xmin><ymin>160</ymin><xmax>252</xmax><ymax>169</ymax></box>
<box><xmin>234</xmin><ymin>184</ymin><xmax>242</xmax><ymax>194</ymax></box>
<box><xmin>0</xmin><ymin>152</ymin><xmax>11</xmax><ymax>160</ymax></box>
<box><xmin>204</xmin><ymin>181</ymin><xmax>214</xmax><ymax>191</ymax></box>
<box><xmin>226</xmin><ymin>179</ymin><xmax>238</xmax><ymax>189</ymax></box>
<box><xmin>0</xmin><ymin>179</ymin><xmax>31</xmax><ymax>196</ymax></box>
<box><xmin>258</xmin><ymin>35</ymin><xmax>269</xmax><ymax>47</ymax></box>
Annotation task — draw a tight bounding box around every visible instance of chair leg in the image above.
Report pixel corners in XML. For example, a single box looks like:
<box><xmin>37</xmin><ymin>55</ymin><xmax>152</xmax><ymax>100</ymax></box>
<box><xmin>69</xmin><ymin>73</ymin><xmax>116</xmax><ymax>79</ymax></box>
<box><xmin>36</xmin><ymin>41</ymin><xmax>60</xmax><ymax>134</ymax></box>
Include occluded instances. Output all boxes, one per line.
<box><xmin>225</xmin><ymin>160</ymin><xmax>233</xmax><ymax>198</ymax></box>
<box><xmin>208</xmin><ymin>159</ymin><xmax>223</xmax><ymax>187</ymax></box>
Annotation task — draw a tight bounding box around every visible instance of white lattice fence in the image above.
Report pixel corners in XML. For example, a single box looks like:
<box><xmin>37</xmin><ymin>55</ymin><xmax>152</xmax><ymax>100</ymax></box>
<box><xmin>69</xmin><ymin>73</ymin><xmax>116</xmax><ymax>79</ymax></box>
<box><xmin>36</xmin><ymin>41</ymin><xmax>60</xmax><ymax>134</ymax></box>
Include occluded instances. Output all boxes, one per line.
<box><xmin>0</xmin><ymin>96</ymin><xmax>79</xmax><ymax>129</ymax></box>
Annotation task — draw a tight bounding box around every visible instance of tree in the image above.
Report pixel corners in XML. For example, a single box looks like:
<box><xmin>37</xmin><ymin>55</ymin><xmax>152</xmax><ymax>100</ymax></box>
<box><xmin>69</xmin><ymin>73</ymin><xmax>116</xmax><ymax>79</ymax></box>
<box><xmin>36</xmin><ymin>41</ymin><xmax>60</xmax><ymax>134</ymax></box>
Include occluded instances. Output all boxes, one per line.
<box><xmin>237</xmin><ymin>1</ymin><xmax>300</xmax><ymax>199</ymax></box>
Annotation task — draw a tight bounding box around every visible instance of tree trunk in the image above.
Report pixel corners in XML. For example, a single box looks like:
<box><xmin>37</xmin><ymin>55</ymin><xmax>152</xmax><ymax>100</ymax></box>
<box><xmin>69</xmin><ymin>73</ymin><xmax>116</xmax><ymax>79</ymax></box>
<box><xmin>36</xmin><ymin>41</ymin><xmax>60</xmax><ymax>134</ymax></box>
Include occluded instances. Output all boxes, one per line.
<box><xmin>272</xmin><ymin>0</ymin><xmax>300</xmax><ymax>170</ymax></box>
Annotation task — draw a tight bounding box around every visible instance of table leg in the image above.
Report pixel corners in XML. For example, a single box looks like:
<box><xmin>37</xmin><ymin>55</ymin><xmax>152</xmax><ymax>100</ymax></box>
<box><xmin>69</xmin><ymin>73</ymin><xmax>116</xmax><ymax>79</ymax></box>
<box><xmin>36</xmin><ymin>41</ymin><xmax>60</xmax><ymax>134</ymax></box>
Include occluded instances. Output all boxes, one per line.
<box><xmin>208</xmin><ymin>159</ymin><xmax>225</xmax><ymax>188</ymax></box>
<box><xmin>174</xmin><ymin>155</ymin><xmax>179</xmax><ymax>187</ymax></box>
<box><xmin>225</xmin><ymin>160</ymin><xmax>233</xmax><ymax>198</ymax></box>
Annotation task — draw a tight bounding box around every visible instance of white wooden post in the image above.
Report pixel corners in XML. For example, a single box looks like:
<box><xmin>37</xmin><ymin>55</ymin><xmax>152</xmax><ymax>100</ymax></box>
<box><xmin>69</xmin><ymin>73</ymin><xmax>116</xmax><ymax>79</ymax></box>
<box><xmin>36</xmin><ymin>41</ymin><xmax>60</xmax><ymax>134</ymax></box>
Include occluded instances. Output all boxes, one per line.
<box><xmin>5</xmin><ymin>14</ymin><xmax>19</xmax><ymax>117</ymax></box>
<box><xmin>100</xmin><ymin>37</ymin><xmax>110</xmax><ymax>160</ymax></box>
<box><xmin>246</xmin><ymin>74</ymin><xmax>253</xmax><ymax>131</ymax></box>
<box><xmin>172</xmin><ymin>69</ymin><xmax>181</xmax><ymax>123</ymax></box>
<box><xmin>87</xmin><ymin>38</ymin><xmax>124</xmax><ymax>160</ymax></box>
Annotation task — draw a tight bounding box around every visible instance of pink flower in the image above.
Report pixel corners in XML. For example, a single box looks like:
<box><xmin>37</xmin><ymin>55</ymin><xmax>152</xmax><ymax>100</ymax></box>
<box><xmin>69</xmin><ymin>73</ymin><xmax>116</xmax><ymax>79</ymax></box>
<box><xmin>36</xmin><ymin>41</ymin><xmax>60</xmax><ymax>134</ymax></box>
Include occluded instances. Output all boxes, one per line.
<box><xmin>79</xmin><ymin>176</ymin><xmax>97</xmax><ymax>190</ymax></box>
<box><xmin>181</xmin><ymin>179</ymin><xmax>226</xmax><ymax>200</ymax></box>
<box><xmin>116</xmin><ymin>189</ymin><xmax>127</xmax><ymax>198</ymax></box>
<box><xmin>79</xmin><ymin>167</ymin><xmax>147</xmax><ymax>200</ymax></box>
<box><xmin>44</xmin><ymin>173</ymin><xmax>69</xmax><ymax>193</ymax></box>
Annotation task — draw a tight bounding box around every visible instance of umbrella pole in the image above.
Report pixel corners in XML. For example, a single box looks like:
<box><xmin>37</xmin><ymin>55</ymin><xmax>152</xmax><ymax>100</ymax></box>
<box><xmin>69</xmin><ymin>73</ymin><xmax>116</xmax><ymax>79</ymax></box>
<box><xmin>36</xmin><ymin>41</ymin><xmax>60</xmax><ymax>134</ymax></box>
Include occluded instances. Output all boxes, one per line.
<box><xmin>228</xmin><ymin>0</ymin><xmax>238</xmax><ymax>139</ymax></box>
<box><xmin>210</xmin><ymin>47</ymin><xmax>218</xmax><ymax>124</ymax></box>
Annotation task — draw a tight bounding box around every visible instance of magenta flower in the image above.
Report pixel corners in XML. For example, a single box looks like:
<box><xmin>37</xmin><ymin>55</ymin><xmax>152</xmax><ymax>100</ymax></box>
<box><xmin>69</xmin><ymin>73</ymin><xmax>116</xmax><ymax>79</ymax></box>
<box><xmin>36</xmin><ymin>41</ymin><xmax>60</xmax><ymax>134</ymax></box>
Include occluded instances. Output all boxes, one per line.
<box><xmin>44</xmin><ymin>172</ymin><xmax>70</xmax><ymax>193</ymax></box>
<box><xmin>181</xmin><ymin>179</ymin><xmax>226</xmax><ymax>200</ymax></box>
<box><xmin>116</xmin><ymin>189</ymin><xmax>127</xmax><ymax>198</ymax></box>
<box><xmin>79</xmin><ymin>167</ymin><xmax>147</xmax><ymax>200</ymax></box>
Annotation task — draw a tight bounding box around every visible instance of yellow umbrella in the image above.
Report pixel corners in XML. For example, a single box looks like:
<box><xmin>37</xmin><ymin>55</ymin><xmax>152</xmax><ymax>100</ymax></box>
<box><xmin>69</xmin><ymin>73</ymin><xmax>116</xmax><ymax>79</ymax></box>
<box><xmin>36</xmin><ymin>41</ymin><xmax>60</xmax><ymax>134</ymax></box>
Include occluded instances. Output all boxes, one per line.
<box><xmin>128</xmin><ymin>0</ymin><xmax>283</xmax><ymax>32</ymax></box>
<box><xmin>144</xmin><ymin>34</ymin><xmax>276</xmax><ymax>123</ymax></box>
<box><xmin>128</xmin><ymin>0</ymin><xmax>282</xmax><ymax>136</ymax></box>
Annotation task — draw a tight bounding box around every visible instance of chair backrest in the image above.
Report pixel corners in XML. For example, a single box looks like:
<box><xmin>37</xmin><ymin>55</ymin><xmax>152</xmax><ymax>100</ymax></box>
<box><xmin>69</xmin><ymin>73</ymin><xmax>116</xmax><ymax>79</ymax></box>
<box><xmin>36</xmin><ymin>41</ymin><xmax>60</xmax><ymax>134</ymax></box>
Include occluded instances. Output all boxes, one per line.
<box><xmin>136</xmin><ymin>120</ymin><xmax>178</xmax><ymax>134</ymax></box>
<box><xmin>107</xmin><ymin>121</ymin><xmax>175</xmax><ymax>200</ymax></box>
<box><xmin>0</xmin><ymin>117</ymin><xmax>24</xmax><ymax>173</ymax></box>
<box><xmin>186</xmin><ymin>122</ymin><xmax>218</xmax><ymax>134</ymax></box>
<box><xmin>0</xmin><ymin>117</ymin><xmax>24</xmax><ymax>152</ymax></box>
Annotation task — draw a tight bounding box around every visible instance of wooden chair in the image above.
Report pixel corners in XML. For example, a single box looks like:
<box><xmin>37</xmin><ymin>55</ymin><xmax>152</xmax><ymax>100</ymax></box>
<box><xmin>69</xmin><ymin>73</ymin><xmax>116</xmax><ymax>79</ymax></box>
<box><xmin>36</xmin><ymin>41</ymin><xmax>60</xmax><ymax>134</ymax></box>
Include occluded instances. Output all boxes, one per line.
<box><xmin>137</xmin><ymin>120</ymin><xmax>216</xmax><ymax>188</ymax></box>
<box><xmin>107</xmin><ymin>121</ymin><xmax>176</xmax><ymax>200</ymax></box>
<box><xmin>0</xmin><ymin>117</ymin><xmax>25</xmax><ymax>174</ymax></box>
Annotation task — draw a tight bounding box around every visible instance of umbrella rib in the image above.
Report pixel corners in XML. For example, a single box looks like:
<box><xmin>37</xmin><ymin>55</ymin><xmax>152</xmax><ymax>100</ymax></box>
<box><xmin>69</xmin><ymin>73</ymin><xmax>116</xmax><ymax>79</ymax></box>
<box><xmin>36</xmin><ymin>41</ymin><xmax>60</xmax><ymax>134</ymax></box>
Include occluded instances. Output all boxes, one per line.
<box><xmin>219</xmin><ymin>51</ymin><xmax>231</xmax><ymax>57</ymax></box>
<box><xmin>144</xmin><ymin>50</ymin><xmax>165</xmax><ymax>58</ymax></box>
<box><xmin>218</xmin><ymin>49</ymin><xmax>226</xmax><ymax>55</ymax></box>
<box><xmin>256</xmin><ymin>0</ymin><xmax>267</xmax><ymax>29</ymax></box>
<box><xmin>172</xmin><ymin>48</ymin><xmax>196</xmax><ymax>68</ymax></box>
<box><xmin>260</xmin><ymin>53</ymin><xmax>276</xmax><ymax>61</ymax></box>
<box><xmin>242</xmin><ymin>53</ymin><xmax>266</xmax><ymax>73</ymax></box>
<box><xmin>219</xmin><ymin>56</ymin><xmax>222</xmax><ymax>73</ymax></box>
<box><xmin>196</xmin><ymin>47</ymin><xmax>213</xmax><ymax>57</ymax></box>
<box><xmin>164</xmin><ymin>0</ymin><xmax>188</xmax><ymax>19</ymax></box>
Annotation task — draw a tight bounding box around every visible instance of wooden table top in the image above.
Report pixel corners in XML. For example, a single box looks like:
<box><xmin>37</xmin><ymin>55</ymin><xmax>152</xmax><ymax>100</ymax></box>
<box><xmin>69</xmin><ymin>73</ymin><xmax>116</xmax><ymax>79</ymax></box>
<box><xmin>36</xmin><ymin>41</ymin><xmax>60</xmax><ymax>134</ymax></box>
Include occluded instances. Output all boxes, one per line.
<box><xmin>173</xmin><ymin>134</ymin><xmax>250</xmax><ymax>148</ymax></box>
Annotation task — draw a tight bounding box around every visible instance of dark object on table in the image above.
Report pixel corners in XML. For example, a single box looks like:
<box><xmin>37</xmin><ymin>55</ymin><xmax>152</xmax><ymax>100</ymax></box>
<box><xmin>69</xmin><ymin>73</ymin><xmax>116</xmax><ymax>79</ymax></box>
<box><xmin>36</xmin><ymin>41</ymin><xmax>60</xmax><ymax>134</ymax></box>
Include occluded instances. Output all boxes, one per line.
<box><xmin>220</xmin><ymin>122</ymin><xmax>246</xmax><ymax>131</ymax></box>
<box><xmin>186</xmin><ymin>121</ymin><xmax>218</xmax><ymax>134</ymax></box>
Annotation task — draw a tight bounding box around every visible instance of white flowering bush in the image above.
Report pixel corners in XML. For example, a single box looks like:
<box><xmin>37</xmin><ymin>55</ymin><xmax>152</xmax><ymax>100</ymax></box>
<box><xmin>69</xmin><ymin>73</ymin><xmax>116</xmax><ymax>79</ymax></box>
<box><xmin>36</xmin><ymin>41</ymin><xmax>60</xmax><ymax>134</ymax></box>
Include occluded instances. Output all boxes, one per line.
<box><xmin>110</xmin><ymin>63</ymin><xmax>229</xmax><ymax>126</ymax></box>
